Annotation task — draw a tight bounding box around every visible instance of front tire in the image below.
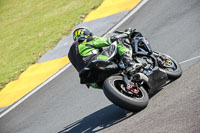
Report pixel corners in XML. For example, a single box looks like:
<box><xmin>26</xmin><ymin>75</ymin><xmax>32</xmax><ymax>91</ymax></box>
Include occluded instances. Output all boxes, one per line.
<box><xmin>103</xmin><ymin>75</ymin><xmax>149</xmax><ymax>112</ymax></box>
<box><xmin>156</xmin><ymin>53</ymin><xmax>182</xmax><ymax>80</ymax></box>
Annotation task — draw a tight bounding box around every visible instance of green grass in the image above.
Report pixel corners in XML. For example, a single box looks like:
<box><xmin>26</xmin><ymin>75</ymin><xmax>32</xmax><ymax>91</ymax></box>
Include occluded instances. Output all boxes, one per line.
<box><xmin>0</xmin><ymin>0</ymin><xmax>104</xmax><ymax>89</ymax></box>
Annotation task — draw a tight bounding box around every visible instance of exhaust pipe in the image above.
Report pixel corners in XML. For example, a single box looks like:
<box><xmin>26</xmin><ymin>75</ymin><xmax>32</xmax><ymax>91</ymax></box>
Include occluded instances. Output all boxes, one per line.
<box><xmin>133</xmin><ymin>73</ymin><xmax>148</xmax><ymax>83</ymax></box>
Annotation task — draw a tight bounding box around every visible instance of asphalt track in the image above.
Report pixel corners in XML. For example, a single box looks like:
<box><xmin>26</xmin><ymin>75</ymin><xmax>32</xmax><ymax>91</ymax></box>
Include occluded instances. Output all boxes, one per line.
<box><xmin>1</xmin><ymin>0</ymin><xmax>200</xmax><ymax>132</ymax></box>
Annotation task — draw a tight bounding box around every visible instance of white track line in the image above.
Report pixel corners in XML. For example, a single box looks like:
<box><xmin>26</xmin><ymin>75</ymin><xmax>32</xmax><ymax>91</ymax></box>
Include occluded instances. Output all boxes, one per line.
<box><xmin>104</xmin><ymin>0</ymin><xmax>149</xmax><ymax>37</ymax></box>
<box><xmin>0</xmin><ymin>63</ymin><xmax>72</xmax><ymax>119</ymax></box>
<box><xmin>0</xmin><ymin>0</ymin><xmax>149</xmax><ymax>118</ymax></box>
<box><xmin>179</xmin><ymin>55</ymin><xmax>200</xmax><ymax>64</ymax></box>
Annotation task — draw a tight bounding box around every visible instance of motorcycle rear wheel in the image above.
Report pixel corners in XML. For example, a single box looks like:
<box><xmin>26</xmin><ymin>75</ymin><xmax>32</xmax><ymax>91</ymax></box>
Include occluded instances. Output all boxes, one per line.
<box><xmin>103</xmin><ymin>75</ymin><xmax>149</xmax><ymax>112</ymax></box>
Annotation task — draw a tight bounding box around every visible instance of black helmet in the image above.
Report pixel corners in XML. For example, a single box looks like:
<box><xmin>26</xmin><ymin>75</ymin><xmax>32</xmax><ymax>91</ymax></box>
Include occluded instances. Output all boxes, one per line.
<box><xmin>73</xmin><ymin>27</ymin><xmax>93</xmax><ymax>41</ymax></box>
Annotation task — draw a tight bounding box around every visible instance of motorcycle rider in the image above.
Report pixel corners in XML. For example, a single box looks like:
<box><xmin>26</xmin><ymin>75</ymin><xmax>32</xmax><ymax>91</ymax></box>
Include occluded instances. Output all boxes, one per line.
<box><xmin>68</xmin><ymin>27</ymin><xmax>140</xmax><ymax>88</ymax></box>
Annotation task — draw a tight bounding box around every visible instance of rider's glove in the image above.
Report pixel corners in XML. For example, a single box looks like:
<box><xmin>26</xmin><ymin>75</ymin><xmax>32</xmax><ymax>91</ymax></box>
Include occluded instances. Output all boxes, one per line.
<box><xmin>124</xmin><ymin>28</ymin><xmax>136</xmax><ymax>38</ymax></box>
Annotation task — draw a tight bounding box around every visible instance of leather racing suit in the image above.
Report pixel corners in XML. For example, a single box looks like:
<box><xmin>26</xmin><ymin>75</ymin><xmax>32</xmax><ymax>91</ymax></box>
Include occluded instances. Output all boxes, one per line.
<box><xmin>68</xmin><ymin>35</ymin><xmax>133</xmax><ymax>88</ymax></box>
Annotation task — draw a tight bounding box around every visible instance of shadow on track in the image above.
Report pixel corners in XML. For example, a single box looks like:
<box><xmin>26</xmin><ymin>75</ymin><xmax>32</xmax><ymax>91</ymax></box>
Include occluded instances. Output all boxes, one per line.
<box><xmin>58</xmin><ymin>83</ymin><xmax>168</xmax><ymax>133</ymax></box>
<box><xmin>58</xmin><ymin>104</ymin><xmax>136</xmax><ymax>133</ymax></box>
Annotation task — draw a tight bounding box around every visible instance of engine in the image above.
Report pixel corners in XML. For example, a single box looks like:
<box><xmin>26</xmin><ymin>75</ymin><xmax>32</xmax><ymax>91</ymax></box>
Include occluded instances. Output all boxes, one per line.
<box><xmin>134</xmin><ymin>56</ymin><xmax>155</xmax><ymax>75</ymax></box>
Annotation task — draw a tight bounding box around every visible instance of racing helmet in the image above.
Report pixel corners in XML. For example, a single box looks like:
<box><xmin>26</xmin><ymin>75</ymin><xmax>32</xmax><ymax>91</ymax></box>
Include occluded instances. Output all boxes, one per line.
<box><xmin>73</xmin><ymin>27</ymin><xmax>93</xmax><ymax>41</ymax></box>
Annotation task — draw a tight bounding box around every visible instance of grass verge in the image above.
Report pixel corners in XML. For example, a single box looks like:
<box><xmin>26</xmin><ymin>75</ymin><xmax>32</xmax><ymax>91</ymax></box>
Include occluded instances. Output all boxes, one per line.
<box><xmin>0</xmin><ymin>0</ymin><xmax>104</xmax><ymax>89</ymax></box>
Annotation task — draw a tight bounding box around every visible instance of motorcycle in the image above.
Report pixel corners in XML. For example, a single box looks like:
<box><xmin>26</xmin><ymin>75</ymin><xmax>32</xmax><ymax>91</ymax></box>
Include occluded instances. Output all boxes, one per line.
<box><xmin>79</xmin><ymin>29</ymin><xmax>182</xmax><ymax>112</ymax></box>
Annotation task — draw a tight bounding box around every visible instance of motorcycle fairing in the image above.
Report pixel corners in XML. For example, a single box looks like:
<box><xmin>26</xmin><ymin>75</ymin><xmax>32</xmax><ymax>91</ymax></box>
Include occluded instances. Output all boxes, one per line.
<box><xmin>146</xmin><ymin>67</ymin><xmax>168</xmax><ymax>91</ymax></box>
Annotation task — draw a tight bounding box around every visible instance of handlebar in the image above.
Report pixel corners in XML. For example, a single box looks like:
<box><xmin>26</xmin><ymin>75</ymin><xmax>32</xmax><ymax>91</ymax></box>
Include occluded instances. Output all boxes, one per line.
<box><xmin>114</xmin><ymin>31</ymin><xmax>124</xmax><ymax>34</ymax></box>
<box><xmin>113</xmin><ymin>28</ymin><xmax>136</xmax><ymax>39</ymax></box>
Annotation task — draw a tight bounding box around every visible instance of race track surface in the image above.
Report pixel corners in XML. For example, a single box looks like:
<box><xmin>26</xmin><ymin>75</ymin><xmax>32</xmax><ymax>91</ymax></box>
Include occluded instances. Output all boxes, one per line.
<box><xmin>0</xmin><ymin>0</ymin><xmax>200</xmax><ymax>132</ymax></box>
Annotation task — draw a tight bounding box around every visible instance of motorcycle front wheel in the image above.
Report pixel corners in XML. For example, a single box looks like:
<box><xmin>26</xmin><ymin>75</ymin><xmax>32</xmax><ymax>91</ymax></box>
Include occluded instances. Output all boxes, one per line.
<box><xmin>156</xmin><ymin>53</ymin><xmax>182</xmax><ymax>80</ymax></box>
<box><xmin>103</xmin><ymin>75</ymin><xmax>149</xmax><ymax>112</ymax></box>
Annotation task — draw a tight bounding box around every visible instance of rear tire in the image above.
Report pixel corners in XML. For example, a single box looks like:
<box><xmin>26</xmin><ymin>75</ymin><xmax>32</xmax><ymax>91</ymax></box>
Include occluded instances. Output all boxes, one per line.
<box><xmin>103</xmin><ymin>75</ymin><xmax>149</xmax><ymax>112</ymax></box>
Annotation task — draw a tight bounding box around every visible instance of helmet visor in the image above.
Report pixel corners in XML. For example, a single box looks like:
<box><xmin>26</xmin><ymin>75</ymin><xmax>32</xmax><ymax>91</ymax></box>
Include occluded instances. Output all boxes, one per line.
<box><xmin>73</xmin><ymin>28</ymin><xmax>92</xmax><ymax>41</ymax></box>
